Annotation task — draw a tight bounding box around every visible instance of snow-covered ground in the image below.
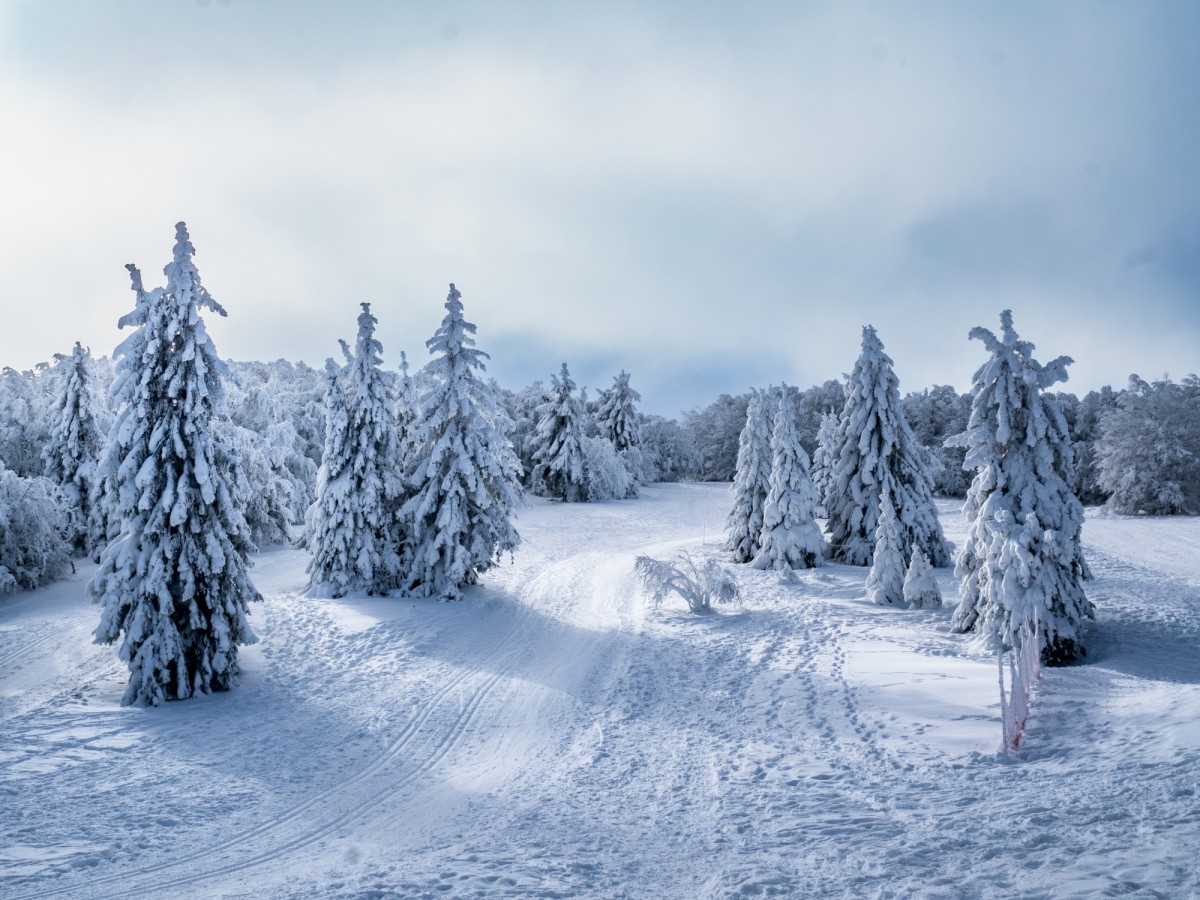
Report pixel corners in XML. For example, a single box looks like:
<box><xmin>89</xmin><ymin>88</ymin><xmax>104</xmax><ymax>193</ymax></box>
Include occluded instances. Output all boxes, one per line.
<box><xmin>2</xmin><ymin>484</ymin><xmax>1198</xmax><ymax>898</ymax></box>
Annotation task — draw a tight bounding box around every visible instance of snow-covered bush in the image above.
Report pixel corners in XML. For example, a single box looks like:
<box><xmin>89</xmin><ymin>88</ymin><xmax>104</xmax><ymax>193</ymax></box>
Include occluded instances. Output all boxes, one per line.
<box><xmin>400</xmin><ymin>284</ymin><xmax>523</xmax><ymax>600</ymax></box>
<box><xmin>90</xmin><ymin>224</ymin><xmax>261</xmax><ymax>706</ymax></box>
<box><xmin>950</xmin><ymin>310</ymin><xmax>1092</xmax><ymax>666</ymax></box>
<box><xmin>581</xmin><ymin>435</ymin><xmax>631</xmax><ymax>502</ymax></box>
<box><xmin>726</xmin><ymin>388</ymin><xmax>773</xmax><ymax>563</ymax></box>
<box><xmin>752</xmin><ymin>387</ymin><xmax>827</xmax><ymax>571</ymax></box>
<box><xmin>826</xmin><ymin>326</ymin><xmax>951</xmax><ymax>567</ymax></box>
<box><xmin>902</xmin><ymin>547</ymin><xmax>941</xmax><ymax>609</ymax></box>
<box><xmin>635</xmin><ymin>550</ymin><xmax>739</xmax><ymax>614</ymax></box>
<box><xmin>0</xmin><ymin>462</ymin><xmax>71</xmax><ymax>594</ymax></box>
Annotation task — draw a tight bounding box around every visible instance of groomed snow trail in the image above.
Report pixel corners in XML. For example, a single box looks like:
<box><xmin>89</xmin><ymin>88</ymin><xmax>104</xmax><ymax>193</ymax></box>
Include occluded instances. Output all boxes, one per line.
<box><xmin>1</xmin><ymin>487</ymin><xmax>1197</xmax><ymax>898</ymax></box>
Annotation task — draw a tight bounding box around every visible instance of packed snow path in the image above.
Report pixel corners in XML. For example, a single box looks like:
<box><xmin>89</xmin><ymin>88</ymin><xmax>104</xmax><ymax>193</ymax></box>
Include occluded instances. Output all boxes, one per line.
<box><xmin>2</xmin><ymin>486</ymin><xmax>1197</xmax><ymax>898</ymax></box>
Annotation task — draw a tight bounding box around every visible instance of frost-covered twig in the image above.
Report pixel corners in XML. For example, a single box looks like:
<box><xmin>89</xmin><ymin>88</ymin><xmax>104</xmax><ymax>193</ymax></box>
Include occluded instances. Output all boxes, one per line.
<box><xmin>635</xmin><ymin>550</ymin><xmax>739</xmax><ymax>614</ymax></box>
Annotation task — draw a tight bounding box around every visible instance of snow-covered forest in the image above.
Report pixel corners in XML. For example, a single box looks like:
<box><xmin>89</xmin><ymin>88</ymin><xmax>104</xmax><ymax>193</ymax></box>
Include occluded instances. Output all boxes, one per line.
<box><xmin>0</xmin><ymin>221</ymin><xmax>1197</xmax><ymax>897</ymax></box>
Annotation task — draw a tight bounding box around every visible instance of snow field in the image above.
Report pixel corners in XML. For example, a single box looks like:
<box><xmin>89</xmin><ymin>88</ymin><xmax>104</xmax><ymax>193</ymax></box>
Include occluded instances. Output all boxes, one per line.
<box><xmin>1</xmin><ymin>486</ymin><xmax>1198</xmax><ymax>898</ymax></box>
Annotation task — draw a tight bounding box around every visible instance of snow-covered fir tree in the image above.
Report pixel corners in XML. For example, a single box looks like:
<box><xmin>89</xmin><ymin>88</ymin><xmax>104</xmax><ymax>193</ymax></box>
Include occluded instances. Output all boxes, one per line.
<box><xmin>306</xmin><ymin>304</ymin><xmax>403</xmax><ymax>596</ymax></box>
<box><xmin>725</xmin><ymin>388</ymin><xmax>773</xmax><ymax>563</ymax></box>
<box><xmin>865</xmin><ymin>482</ymin><xmax>906</xmax><ymax>606</ymax></box>
<box><xmin>949</xmin><ymin>310</ymin><xmax>1093</xmax><ymax>665</ymax></box>
<box><xmin>305</xmin><ymin>359</ymin><xmax>355</xmax><ymax>594</ymax></box>
<box><xmin>826</xmin><ymin>326</ymin><xmax>951</xmax><ymax>568</ymax></box>
<box><xmin>89</xmin><ymin>224</ymin><xmax>260</xmax><ymax>706</ymax></box>
<box><xmin>811</xmin><ymin>410</ymin><xmax>838</xmax><ymax>516</ymax></box>
<box><xmin>751</xmin><ymin>387</ymin><xmax>827</xmax><ymax>571</ymax></box>
<box><xmin>596</xmin><ymin>370</ymin><xmax>645</xmax><ymax>496</ymax></box>
<box><xmin>395</xmin><ymin>350</ymin><xmax>418</xmax><ymax>451</ymax></box>
<box><xmin>401</xmin><ymin>284</ymin><xmax>523</xmax><ymax>600</ymax></box>
<box><xmin>530</xmin><ymin>363</ymin><xmax>587</xmax><ymax>502</ymax></box>
<box><xmin>903</xmin><ymin>547</ymin><xmax>942</xmax><ymax>609</ymax></box>
<box><xmin>41</xmin><ymin>343</ymin><xmax>111</xmax><ymax>555</ymax></box>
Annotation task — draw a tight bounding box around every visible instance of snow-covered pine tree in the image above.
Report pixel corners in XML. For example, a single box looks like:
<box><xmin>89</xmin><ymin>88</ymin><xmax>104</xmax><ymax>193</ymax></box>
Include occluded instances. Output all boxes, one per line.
<box><xmin>949</xmin><ymin>310</ymin><xmax>1093</xmax><ymax>665</ymax></box>
<box><xmin>395</xmin><ymin>350</ymin><xmax>419</xmax><ymax>446</ymax></box>
<box><xmin>596</xmin><ymin>370</ymin><xmax>645</xmax><ymax>497</ymax></box>
<box><xmin>530</xmin><ymin>363</ymin><xmax>587</xmax><ymax>502</ymax></box>
<box><xmin>826</xmin><ymin>326</ymin><xmax>951</xmax><ymax>568</ymax></box>
<box><xmin>305</xmin><ymin>358</ymin><xmax>356</xmax><ymax>594</ymax></box>
<box><xmin>89</xmin><ymin>224</ymin><xmax>260</xmax><ymax>706</ymax></box>
<box><xmin>401</xmin><ymin>284</ymin><xmax>523</xmax><ymax>600</ymax></box>
<box><xmin>725</xmin><ymin>388</ymin><xmax>773</xmax><ymax>563</ymax></box>
<box><xmin>865</xmin><ymin>481</ymin><xmax>906</xmax><ymax>606</ymax></box>
<box><xmin>41</xmin><ymin>342</ymin><xmax>111</xmax><ymax>555</ymax></box>
<box><xmin>811</xmin><ymin>409</ymin><xmax>838</xmax><ymax>516</ymax></box>
<box><xmin>306</xmin><ymin>304</ymin><xmax>403</xmax><ymax>596</ymax></box>
<box><xmin>751</xmin><ymin>387</ymin><xmax>827</xmax><ymax>571</ymax></box>
<box><xmin>903</xmin><ymin>547</ymin><xmax>942</xmax><ymax>609</ymax></box>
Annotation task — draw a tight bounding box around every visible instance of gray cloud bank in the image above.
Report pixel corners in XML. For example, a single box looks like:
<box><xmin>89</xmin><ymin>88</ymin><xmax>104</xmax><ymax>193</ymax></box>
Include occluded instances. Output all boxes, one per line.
<box><xmin>1</xmin><ymin>1</ymin><xmax>1197</xmax><ymax>414</ymax></box>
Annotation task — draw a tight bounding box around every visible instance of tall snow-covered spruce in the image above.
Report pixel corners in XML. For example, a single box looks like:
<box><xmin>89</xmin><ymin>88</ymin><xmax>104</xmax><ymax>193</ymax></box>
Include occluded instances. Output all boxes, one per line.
<box><xmin>596</xmin><ymin>370</ymin><xmax>645</xmax><ymax>496</ymax></box>
<box><xmin>811</xmin><ymin>409</ymin><xmax>839</xmax><ymax>516</ymax></box>
<box><xmin>306</xmin><ymin>304</ymin><xmax>403</xmax><ymax>596</ymax></box>
<box><xmin>752</xmin><ymin>387</ymin><xmax>827</xmax><ymax>571</ymax></box>
<box><xmin>530</xmin><ymin>363</ymin><xmax>587</xmax><ymax>502</ymax></box>
<box><xmin>42</xmin><ymin>342</ymin><xmax>111</xmax><ymax>555</ymax></box>
<box><xmin>89</xmin><ymin>223</ymin><xmax>260</xmax><ymax>706</ymax></box>
<box><xmin>826</xmin><ymin>326</ymin><xmax>951</xmax><ymax>568</ymax></box>
<box><xmin>401</xmin><ymin>284</ymin><xmax>523</xmax><ymax>600</ymax></box>
<box><xmin>950</xmin><ymin>310</ymin><xmax>1093</xmax><ymax>665</ymax></box>
<box><xmin>725</xmin><ymin>388</ymin><xmax>773</xmax><ymax>563</ymax></box>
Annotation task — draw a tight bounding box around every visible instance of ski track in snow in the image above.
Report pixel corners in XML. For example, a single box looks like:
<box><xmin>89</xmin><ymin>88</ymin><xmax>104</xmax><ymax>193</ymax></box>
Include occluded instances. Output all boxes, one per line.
<box><xmin>1</xmin><ymin>488</ymin><xmax>1198</xmax><ymax>898</ymax></box>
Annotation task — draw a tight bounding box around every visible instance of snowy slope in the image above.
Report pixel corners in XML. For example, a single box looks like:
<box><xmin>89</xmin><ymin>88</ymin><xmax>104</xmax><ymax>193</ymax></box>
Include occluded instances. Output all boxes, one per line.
<box><xmin>1</xmin><ymin>486</ymin><xmax>1197</xmax><ymax>898</ymax></box>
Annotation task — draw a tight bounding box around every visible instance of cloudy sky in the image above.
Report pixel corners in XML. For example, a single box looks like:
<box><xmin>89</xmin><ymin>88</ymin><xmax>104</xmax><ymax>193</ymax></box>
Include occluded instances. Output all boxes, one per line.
<box><xmin>1</xmin><ymin>1</ymin><xmax>1197</xmax><ymax>415</ymax></box>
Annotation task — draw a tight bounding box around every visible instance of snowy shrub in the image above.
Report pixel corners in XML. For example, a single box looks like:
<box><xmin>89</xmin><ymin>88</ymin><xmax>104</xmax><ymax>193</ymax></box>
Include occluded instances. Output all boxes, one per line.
<box><xmin>0</xmin><ymin>463</ymin><xmax>71</xmax><ymax>594</ymax></box>
<box><xmin>635</xmin><ymin>550</ymin><xmax>739</xmax><ymax>614</ymax></box>
<box><xmin>581</xmin><ymin>435</ymin><xmax>631</xmax><ymax>501</ymax></box>
<box><xmin>902</xmin><ymin>547</ymin><xmax>942</xmax><ymax>609</ymax></box>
